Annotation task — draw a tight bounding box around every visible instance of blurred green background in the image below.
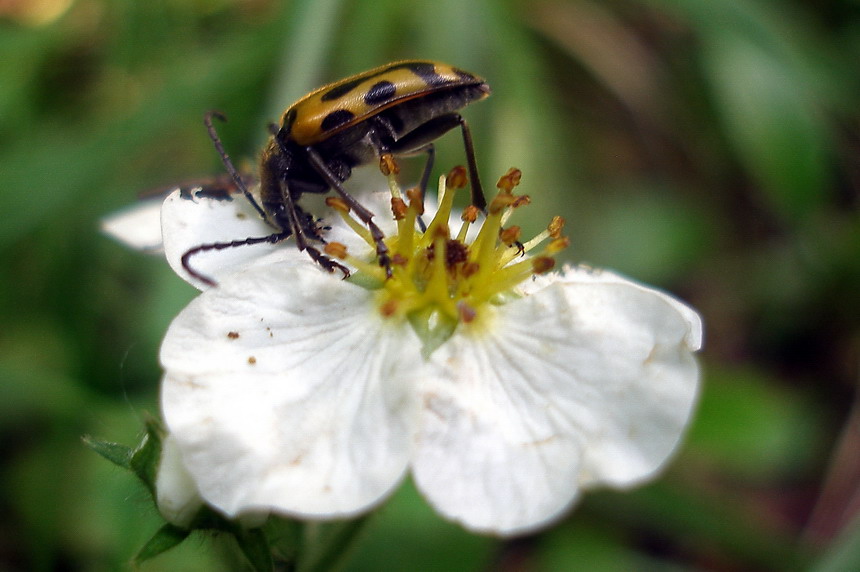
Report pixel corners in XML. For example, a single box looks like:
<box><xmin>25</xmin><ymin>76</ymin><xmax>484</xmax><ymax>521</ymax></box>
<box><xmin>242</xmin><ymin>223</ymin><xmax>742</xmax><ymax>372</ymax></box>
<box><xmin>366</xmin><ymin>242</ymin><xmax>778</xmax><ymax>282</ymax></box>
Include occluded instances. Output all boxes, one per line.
<box><xmin>2</xmin><ymin>0</ymin><xmax>859</xmax><ymax>570</ymax></box>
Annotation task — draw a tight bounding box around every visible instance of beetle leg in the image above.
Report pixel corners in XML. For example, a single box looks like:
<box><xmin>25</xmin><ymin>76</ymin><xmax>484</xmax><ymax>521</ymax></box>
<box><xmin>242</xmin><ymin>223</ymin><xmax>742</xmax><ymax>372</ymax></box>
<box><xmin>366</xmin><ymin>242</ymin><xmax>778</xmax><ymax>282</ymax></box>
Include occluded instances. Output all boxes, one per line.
<box><xmin>457</xmin><ymin>116</ymin><xmax>487</xmax><ymax>212</ymax></box>
<box><xmin>369</xmin><ymin>116</ymin><xmax>432</xmax><ymax>232</ymax></box>
<box><xmin>411</xmin><ymin>143</ymin><xmax>434</xmax><ymax>232</ymax></box>
<box><xmin>386</xmin><ymin>114</ymin><xmax>487</xmax><ymax>212</ymax></box>
<box><xmin>276</xmin><ymin>177</ymin><xmax>350</xmax><ymax>277</ymax></box>
<box><xmin>305</xmin><ymin>147</ymin><xmax>392</xmax><ymax>277</ymax></box>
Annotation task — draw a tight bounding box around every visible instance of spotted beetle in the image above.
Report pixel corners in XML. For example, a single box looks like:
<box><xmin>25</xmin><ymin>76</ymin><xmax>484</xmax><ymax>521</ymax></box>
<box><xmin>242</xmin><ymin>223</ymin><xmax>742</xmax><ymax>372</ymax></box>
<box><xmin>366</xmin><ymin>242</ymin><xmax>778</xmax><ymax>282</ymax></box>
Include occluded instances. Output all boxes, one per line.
<box><xmin>183</xmin><ymin>60</ymin><xmax>491</xmax><ymax>285</ymax></box>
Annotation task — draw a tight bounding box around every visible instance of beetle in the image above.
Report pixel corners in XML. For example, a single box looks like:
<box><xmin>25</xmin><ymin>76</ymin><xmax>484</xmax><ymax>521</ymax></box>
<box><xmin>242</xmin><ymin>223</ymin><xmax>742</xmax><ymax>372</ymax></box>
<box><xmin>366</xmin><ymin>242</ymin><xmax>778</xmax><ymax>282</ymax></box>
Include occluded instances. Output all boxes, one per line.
<box><xmin>183</xmin><ymin>60</ymin><xmax>491</xmax><ymax>285</ymax></box>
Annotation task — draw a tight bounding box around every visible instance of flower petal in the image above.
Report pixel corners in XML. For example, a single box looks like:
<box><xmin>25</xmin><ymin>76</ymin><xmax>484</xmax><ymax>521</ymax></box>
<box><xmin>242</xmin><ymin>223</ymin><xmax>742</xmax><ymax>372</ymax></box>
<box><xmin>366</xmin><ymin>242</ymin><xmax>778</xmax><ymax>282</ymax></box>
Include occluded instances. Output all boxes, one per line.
<box><xmin>412</xmin><ymin>269</ymin><xmax>701</xmax><ymax>535</ymax></box>
<box><xmin>161</xmin><ymin>188</ymin><xmax>286</xmax><ymax>289</ymax></box>
<box><xmin>160</xmin><ymin>259</ymin><xmax>421</xmax><ymax>518</ymax></box>
<box><xmin>101</xmin><ymin>195</ymin><xmax>165</xmax><ymax>252</ymax></box>
<box><xmin>551</xmin><ymin>265</ymin><xmax>703</xmax><ymax>351</ymax></box>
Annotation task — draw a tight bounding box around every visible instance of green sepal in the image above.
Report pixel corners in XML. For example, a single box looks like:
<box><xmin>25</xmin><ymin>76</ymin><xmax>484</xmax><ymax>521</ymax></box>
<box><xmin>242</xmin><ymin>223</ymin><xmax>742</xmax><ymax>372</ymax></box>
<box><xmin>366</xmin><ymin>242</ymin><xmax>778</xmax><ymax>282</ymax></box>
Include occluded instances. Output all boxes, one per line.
<box><xmin>264</xmin><ymin>517</ymin><xmax>303</xmax><ymax>565</ymax></box>
<box><xmin>128</xmin><ymin>415</ymin><xmax>166</xmax><ymax>495</ymax></box>
<box><xmin>190</xmin><ymin>510</ymin><xmax>274</xmax><ymax>571</ymax></box>
<box><xmin>298</xmin><ymin>517</ymin><xmax>370</xmax><ymax>572</ymax></box>
<box><xmin>408</xmin><ymin>308</ymin><xmax>458</xmax><ymax>359</ymax></box>
<box><xmin>84</xmin><ymin>414</ymin><xmax>165</xmax><ymax>495</ymax></box>
<box><xmin>81</xmin><ymin>435</ymin><xmax>133</xmax><ymax>470</ymax></box>
<box><xmin>345</xmin><ymin>271</ymin><xmax>385</xmax><ymax>290</ymax></box>
<box><xmin>133</xmin><ymin>523</ymin><xmax>190</xmax><ymax>565</ymax></box>
<box><xmin>233</xmin><ymin>525</ymin><xmax>274</xmax><ymax>572</ymax></box>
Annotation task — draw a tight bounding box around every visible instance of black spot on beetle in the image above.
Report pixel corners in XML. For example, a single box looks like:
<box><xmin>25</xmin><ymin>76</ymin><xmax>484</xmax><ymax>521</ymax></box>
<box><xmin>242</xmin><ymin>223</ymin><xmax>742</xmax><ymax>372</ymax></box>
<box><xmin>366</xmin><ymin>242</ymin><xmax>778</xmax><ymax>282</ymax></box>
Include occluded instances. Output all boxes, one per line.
<box><xmin>321</xmin><ymin>78</ymin><xmax>364</xmax><ymax>101</ymax></box>
<box><xmin>407</xmin><ymin>62</ymin><xmax>450</xmax><ymax>87</ymax></box>
<box><xmin>453</xmin><ymin>67</ymin><xmax>477</xmax><ymax>82</ymax></box>
<box><xmin>282</xmin><ymin>108</ymin><xmax>298</xmax><ymax>135</ymax></box>
<box><xmin>320</xmin><ymin>109</ymin><xmax>355</xmax><ymax>132</ymax></box>
<box><xmin>364</xmin><ymin>80</ymin><xmax>396</xmax><ymax>106</ymax></box>
<box><xmin>194</xmin><ymin>187</ymin><xmax>234</xmax><ymax>201</ymax></box>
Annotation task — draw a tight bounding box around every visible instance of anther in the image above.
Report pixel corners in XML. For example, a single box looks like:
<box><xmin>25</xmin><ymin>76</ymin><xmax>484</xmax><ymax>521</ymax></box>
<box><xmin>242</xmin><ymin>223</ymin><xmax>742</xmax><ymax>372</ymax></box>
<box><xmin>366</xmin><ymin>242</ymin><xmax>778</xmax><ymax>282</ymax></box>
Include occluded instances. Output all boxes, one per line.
<box><xmin>461</xmin><ymin>205</ymin><xmax>479</xmax><ymax>223</ymax></box>
<box><xmin>457</xmin><ymin>301</ymin><xmax>478</xmax><ymax>323</ymax></box>
<box><xmin>325</xmin><ymin>197</ymin><xmax>351</xmax><ymax>213</ymax></box>
<box><xmin>446</xmin><ymin>166</ymin><xmax>468</xmax><ymax>190</ymax></box>
<box><xmin>405</xmin><ymin>188</ymin><xmax>425</xmax><ymax>215</ymax></box>
<box><xmin>432</xmin><ymin>223</ymin><xmax>450</xmax><ymax>240</ymax></box>
<box><xmin>511</xmin><ymin>195</ymin><xmax>531</xmax><ymax>208</ymax></box>
<box><xmin>546</xmin><ymin>236</ymin><xmax>570</xmax><ymax>254</ymax></box>
<box><xmin>380</xmin><ymin>153</ymin><xmax>399</xmax><ymax>176</ymax></box>
<box><xmin>380</xmin><ymin>298</ymin><xmax>399</xmax><ymax>317</ymax></box>
<box><xmin>548</xmin><ymin>215</ymin><xmax>565</xmax><ymax>239</ymax></box>
<box><xmin>461</xmin><ymin>261</ymin><xmax>480</xmax><ymax>277</ymax></box>
<box><xmin>496</xmin><ymin>168</ymin><xmax>522</xmax><ymax>193</ymax></box>
<box><xmin>391</xmin><ymin>197</ymin><xmax>408</xmax><ymax>220</ymax></box>
<box><xmin>499</xmin><ymin>226</ymin><xmax>521</xmax><ymax>246</ymax></box>
<box><xmin>532</xmin><ymin>256</ymin><xmax>556</xmax><ymax>274</ymax></box>
<box><xmin>324</xmin><ymin>242</ymin><xmax>349</xmax><ymax>259</ymax></box>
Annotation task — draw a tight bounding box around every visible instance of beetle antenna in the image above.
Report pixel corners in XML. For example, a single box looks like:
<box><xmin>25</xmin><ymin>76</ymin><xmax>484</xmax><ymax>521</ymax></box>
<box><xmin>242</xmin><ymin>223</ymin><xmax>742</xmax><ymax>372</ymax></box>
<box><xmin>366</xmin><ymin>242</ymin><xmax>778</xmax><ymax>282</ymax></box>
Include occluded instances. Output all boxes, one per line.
<box><xmin>203</xmin><ymin>110</ymin><xmax>270</xmax><ymax>223</ymax></box>
<box><xmin>181</xmin><ymin>231</ymin><xmax>291</xmax><ymax>287</ymax></box>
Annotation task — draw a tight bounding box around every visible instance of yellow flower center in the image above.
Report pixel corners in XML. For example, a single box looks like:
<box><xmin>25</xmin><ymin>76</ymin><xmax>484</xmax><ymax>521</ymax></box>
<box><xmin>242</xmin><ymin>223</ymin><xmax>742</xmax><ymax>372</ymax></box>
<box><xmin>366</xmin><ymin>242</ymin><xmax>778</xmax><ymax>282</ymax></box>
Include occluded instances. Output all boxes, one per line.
<box><xmin>325</xmin><ymin>164</ymin><xmax>568</xmax><ymax>355</ymax></box>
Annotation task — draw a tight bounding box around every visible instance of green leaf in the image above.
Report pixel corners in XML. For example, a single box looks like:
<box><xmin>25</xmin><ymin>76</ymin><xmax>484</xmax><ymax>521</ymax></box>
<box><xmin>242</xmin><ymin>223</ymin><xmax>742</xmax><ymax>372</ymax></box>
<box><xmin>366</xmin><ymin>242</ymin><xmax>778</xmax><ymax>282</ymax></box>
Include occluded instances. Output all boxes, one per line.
<box><xmin>700</xmin><ymin>30</ymin><xmax>830</xmax><ymax>220</ymax></box>
<box><xmin>81</xmin><ymin>435</ymin><xmax>133</xmax><ymax>470</ymax></box>
<box><xmin>133</xmin><ymin>523</ymin><xmax>190</xmax><ymax>565</ymax></box>
<box><xmin>686</xmin><ymin>365</ymin><xmax>827</xmax><ymax>479</ymax></box>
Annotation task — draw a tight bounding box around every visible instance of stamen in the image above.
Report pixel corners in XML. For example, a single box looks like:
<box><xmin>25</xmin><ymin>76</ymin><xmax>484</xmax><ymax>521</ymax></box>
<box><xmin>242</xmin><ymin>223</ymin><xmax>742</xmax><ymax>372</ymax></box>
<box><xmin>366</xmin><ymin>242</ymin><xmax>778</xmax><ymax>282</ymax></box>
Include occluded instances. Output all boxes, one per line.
<box><xmin>520</xmin><ymin>229</ymin><xmax>551</xmax><ymax>254</ymax></box>
<box><xmin>325</xmin><ymin>242</ymin><xmax>384</xmax><ymax>279</ymax></box>
<box><xmin>331</xmin><ymin>165</ymin><xmax>567</xmax><ymax>350</ymax></box>
<box><xmin>423</xmin><ymin>174</ymin><xmax>455</xmax><ymax>243</ymax></box>
<box><xmin>327</xmin><ymin>198</ymin><xmax>374</xmax><ymax>247</ymax></box>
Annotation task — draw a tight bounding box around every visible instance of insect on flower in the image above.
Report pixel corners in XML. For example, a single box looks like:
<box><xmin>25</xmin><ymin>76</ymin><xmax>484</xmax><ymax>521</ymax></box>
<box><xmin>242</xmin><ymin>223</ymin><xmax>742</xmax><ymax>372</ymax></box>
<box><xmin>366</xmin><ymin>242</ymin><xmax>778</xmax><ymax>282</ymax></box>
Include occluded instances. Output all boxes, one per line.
<box><xmin>183</xmin><ymin>60</ymin><xmax>492</xmax><ymax>286</ymax></box>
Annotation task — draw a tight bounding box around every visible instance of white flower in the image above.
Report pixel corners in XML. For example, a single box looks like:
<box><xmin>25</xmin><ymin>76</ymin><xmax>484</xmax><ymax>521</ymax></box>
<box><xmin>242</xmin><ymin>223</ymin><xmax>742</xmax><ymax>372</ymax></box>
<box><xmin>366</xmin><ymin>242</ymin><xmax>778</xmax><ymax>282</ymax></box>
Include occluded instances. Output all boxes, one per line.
<box><xmin>151</xmin><ymin>169</ymin><xmax>703</xmax><ymax>536</ymax></box>
<box><xmin>156</xmin><ymin>434</ymin><xmax>204</xmax><ymax>527</ymax></box>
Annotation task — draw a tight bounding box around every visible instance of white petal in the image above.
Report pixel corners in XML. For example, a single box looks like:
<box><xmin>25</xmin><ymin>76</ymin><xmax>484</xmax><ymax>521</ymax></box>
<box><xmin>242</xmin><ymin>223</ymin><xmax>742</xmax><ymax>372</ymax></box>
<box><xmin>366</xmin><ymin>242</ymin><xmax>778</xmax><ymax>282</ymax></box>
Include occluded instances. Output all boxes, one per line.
<box><xmin>156</xmin><ymin>434</ymin><xmax>204</xmax><ymax>527</ymax></box>
<box><xmin>160</xmin><ymin>260</ymin><xmax>421</xmax><ymax>519</ymax></box>
<box><xmin>161</xmin><ymin>188</ymin><xmax>288</xmax><ymax>289</ymax></box>
<box><xmin>553</xmin><ymin>265</ymin><xmax>703</xmax><ymax>350</ymax></box>
<box><xmin>412</xmin><ymin>272</ymin><xmax>701</xmax><ymax>535</ymax></box>
<box><xmin>101</xmin><ymin>196</ymin><xmax>165</xmax><ymax>252</ymax></box>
